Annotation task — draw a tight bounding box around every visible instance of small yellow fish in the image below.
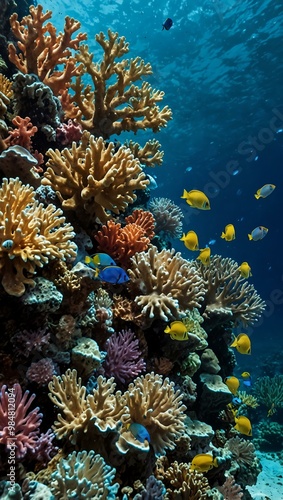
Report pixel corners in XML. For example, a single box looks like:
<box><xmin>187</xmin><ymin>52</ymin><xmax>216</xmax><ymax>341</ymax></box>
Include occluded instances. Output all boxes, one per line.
<box><xmin>225</xmin><ymin>376</ymin><xmax>240</xmax><ymax>395</ymax></box>
<box><xmin>221</xmin><ymin>224</ymin><xmax>235</xmax><ymax>241</ymax></box>
<box><xmin>254</xmin><ymin>184</ymin><xmax>276</xmax><ymax>199</ymax></box>
<box><xmin>181</xmin><ymin>189</ymin><xmax>211</xmax><ymax>210</ymax></box>
<box><xmin>180</xmin><ymin>230</ymin><xmax>199</xmax><ymax>251</ymax></box>
<box><xmin>239</xmin><ymin>262</ymin><xmax>252</xmax><ymax>278</ymax></box>
<box><xmin>164</xmin><ymin>321</ymin><xmax>189</xmax><ymax>341</ymax></box>
<box><xmin>230</xmin><ymin>333</ymin><xmax>251</xmax><ymax>355</ymax></box>
<box><xmin>267</xmin><ymin>403</ymin><xmax>276</xmax><ymax>418</ymax></box>
<box><xmin>190</xmin><ymin>454</ymin><xmax>218</xmax><ymax>473</ymax></box>
<box><xmin>248</xmin><ymin>226</ymin><xmax>268</xmax><ymax>241</ymax></box>
<box><xmin>241</xmin><ymin>372</ymin><xmax>251</xmax><ymax>378</ymax></box>
<box><xmin>197</xmin><ymin>247</ymin><xmax>211</xmax><ymax>266</ymax></box>
<box><xmin>234</xmin><ymin>415</ymin><xmax>252</xmax><ymax>436</ymax></box>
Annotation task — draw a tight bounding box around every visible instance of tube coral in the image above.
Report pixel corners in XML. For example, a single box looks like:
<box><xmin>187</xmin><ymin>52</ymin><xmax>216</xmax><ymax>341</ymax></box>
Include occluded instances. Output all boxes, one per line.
<box><xmin>61</xmin><ymin>29</ymin><xmax>172</xmax><ymax>138</ymax></box>
<box><xmin>42</xmin><ymin>131</ymin><xmax>149</xmax><ymax>225</ymax></box>
<box><xmin>0</xmin><ymin>177</ymin><xmax>77</xmax><ymax>296</ymax></box>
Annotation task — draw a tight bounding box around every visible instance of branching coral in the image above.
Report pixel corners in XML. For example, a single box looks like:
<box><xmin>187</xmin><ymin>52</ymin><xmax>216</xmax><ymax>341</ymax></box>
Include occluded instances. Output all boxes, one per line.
<box><xmin>61</xmin><ymin>29</ymin><xmax>172</xmax><ymax>138</ymax></box>
<box><xmin>225</xmin><ymin>436</ymin><xmax>257</xmax><ymax>467</ymax></box>
<box><xmin>196</xmin><ymin>255</ymin><xmax>266</xmax><ymax>328</ymax></box>
<box><xmin>8</xmin><ymin>4</ymin><xmax>87</xmax><ymax>95</ymax></box>
<box><xmin>95</xmin><ymin>210</ymin><xmax>155</xmax><ymax>267</ymax></box>
<box><xmin>148</xmin><ymin>197</ymin><xmax>184</xmax><ymax>239</ymax></box>
<box><xmin>0</xmin><ymin>384</ymin><xmax>42</xmax><ymax>459</ymax></box>
<box><xmin>128</xmin><ymin>246</ymin><xmax>206</xmax><ymax>324</ymax></box>
<box><xmin>125</xmin><ymin>138</ymin><xmax>164</xmax><ymax>167</ymax></box>
<box><xmin>50</xmin><ymin>450</ymin><xmax>119</xmax><ymax>499</ymax></box>
<box><xmin>0</xmin><ymin>177</ymin><xmax>77</xmax><ymax>296</ymax></box>
<box><xmin>218</xmin><ymin>475</ymin><xmax>243</xmax><ymax>499</ymax></box>
<box><xmin>253</xmin><ymin>374</ymin><xmax>283</xmax><ymax>416</ymax></box>
<box><xmin>42</xmin><ymin>131</ymin><xmax>149</xmax><ymax>224</ymax></box>
<box><xmin>162</xmin><ymin>461</ymin><xmax>210</xmax><ymax>499</ymax></box>
<box><xmin>117</xmin><ymin>372</ymin><xmax>186</xmax><ymax>456</ymax></box>
<box><xmin>104</xmin><ymin>329</ymin><xmax>146</xmax><ymax>384</ymax></box>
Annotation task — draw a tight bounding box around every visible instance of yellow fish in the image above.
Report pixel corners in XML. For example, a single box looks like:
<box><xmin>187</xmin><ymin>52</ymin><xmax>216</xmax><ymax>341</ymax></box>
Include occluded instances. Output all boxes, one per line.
<box><xmin>164</xmin><ymin>321</ymin><xmax>189</xmax><ymax>341</ymax></box>
<box><xmin>181</xmin><ymin>189</ymin><xmax>211</xmax><ymax>210</ymax></box>
<box><xmin>190</xmin><ymin>454</ymin><xmax>218</xmax><ymax>473</ymax></box>
<box><xmin>180</xmin><ymin>231</ymin><xmax>199</xmax><ymax>251</ymax></box>
<box><xmin>230</xmin><ymin>333</ymin><xmax>251</xmax><ymax>355</ymax></box>
<box><xmin>224</xmin><ymin>376</ymin><xmax>240</xmax><ymax>395</ymax></box>
<box><xmin>241</xmin><ymin>372</ymin><xmax>251</xmax><ymax>378</ymax></box>
<box><xmin>248</xmin><ymin>226</ymin><xmax>268</xmax><ymax>241</ymax></box>
<box><xmin>238</xmin><ymin>262</ymin><xmax>252</xmax><ymax>278</ymax></box>
<box><xmin>197</xmin><ymin>247</ymin><xmax>211</xmax><ymax>266</ymax></box>
<box><xmin>254</xmin><ymin>184</ymin><xmax>276</xmax><ymax>199</ymax></box>
<box><xmin>221</xmin><ymin>224</ymin><xmax>235</xmax><ymax>241</ymax></box>
<box><xmin>234</xmin><ymin>415</ymin><xmax>252</xmax><ymax>436</ymax></box>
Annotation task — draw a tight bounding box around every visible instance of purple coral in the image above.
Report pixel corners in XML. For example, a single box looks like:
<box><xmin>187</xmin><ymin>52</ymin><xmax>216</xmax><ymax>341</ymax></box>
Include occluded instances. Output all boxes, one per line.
<box><xmin>26</xmin><ymin>358</ymin><xmax>57</xmax><ymax>386</ymax></box>
<box><xmin>0</xmin><ymin>384</ymin><xmax>42</xmax><ymax>459</ymax></box>
<box><xmin>218</xmin><ymin>475</ymin><xmax>243</xmax><ymax>499</ymax></box>
<box><xmin>30</xmin><ymin>429</ymin><xmax>59</xmax><ymax>465</ymax></box>
<box><xmin>148</xmin><ymin>197</ymin><xmax>183</xmax><ymax>238</ymax></box>
<box><xmin>12</xmin><ymin>328</ymin><xmax>51</xmax><ymax>357</ymax></box>
<box><xmin>104</xmin><ymin>329</ymin><xmax>146</xmax><ymax>384</ymax></box>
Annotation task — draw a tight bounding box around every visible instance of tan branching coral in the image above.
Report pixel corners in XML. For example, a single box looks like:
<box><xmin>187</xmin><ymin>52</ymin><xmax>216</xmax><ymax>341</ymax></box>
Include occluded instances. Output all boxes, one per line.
<box><xmin>8</xmin><ymin>4</ymin><xmax>87</xmax><ymax>95</ymax></box>
<box><xmin>61</xmin><ymin>29</ymin><xmax>172</xmax><ymax>138</ymax></box>
<box><xmin>128</xmin><ymin>246</ymin><xmax>206</xmax><ymax>324</ymax></box>
<box><xmin>163</xmin><ymin>462</ymin><xmax>210</xmax><ymax>499</ymax></box>
<box><xmin>225</xmin><ymin>436</ymin><xmax>257</xmax><ymax>467</ymax></box>
<box><xmin>0</xmin><ymin>74</ymin><xmax>13</xmax><ymax>99</ymax></box>
<box><xmin>196</xmin><ymin>255</ymin><xmax>265</xmax><ymax>327</ymax></box>
<box><xmin>125</xmin><ymin>138</ymin><xmax>164</xmax><ymax>167</ymax></box>
<box><xmin>42</xmin><ymin>131</ymin><xmax>149</xmax><ymax>224</ymax></box>
<box><xmin>49</xmin><ymin>369</ymin><xmax>125</xmax><ymax>443</ymax></box>
<box><xmin>0</xmin><ymin>178</ymin><xmax>77</xmax><ymax>296</ymax></box>
<box><xmin>117</xmin><ymin>372</ymin><xmax>186</xmax><ymax>456</ymax></box>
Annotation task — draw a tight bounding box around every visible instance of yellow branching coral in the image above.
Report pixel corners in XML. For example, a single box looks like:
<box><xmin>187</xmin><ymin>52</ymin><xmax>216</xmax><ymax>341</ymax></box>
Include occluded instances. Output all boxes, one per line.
<box><xmin>42</xmin><ymin>131</ymin><xmax>149</xmax><ymax>224</ymax></box>
<box><xmin>196</xmin><ymin>255</ymin><xmax>265</xmax><ymax>327</ymax></box>
<box><xmin>128</xmin><ymin>246</ymin><xmax>206</xmax><ymax>324</ymax></box>
<box><xmin>0</xmin><ymin>74</ymin><xmax>13</xmax><ymax>99</ymax></box>
<box><xmin>8</xmin><ymin>4</ymin><xmax>87</xmax><ymax>95</ymax></box>
<box><xmin>117</xmin><ymin>372</ymin><xmax>186</xmax><ymax>456</ymax></box>
<box><xmin>163</xmin><ymin>461</ymin><xmax>210</xmax><ymax>499</ymax></box>
<box><xmin>237</xmin><ymin>391</ymin><xmax>259</xmax><ymax>409</ymax></box>
<box><xmin>0</xmin><ymin>178</ymin><xmax>77</xmax><ymax>297</ymax></box>
<box><xmin>61</xmin><ymin>29</ymin><xmax>172</xmax><ymax>138</ymax></box>
<box><xmin>49</xmin><ymin>369</ymin><xmax>125</xmax><ymax>442</ymax></box>
<box><xmin>253</xmin><ymin>375</ymin><xmax>283</xmax><ymax>416</ymax></box>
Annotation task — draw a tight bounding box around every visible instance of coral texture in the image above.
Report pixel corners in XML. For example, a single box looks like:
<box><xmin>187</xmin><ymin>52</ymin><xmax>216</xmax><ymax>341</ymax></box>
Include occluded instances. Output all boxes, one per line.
<box><xmin>148</xmin><ymin>197</ymin><xmax>184</xmax><ymax>239</ymax></box>
<box><xmin>0</xmin><ymin>177</ymin><xmax>77</xmax><ymax>296</ymax></box>
<box><xmin>61</xmin><ymin>29</ymin><xmax>172</xmax><ymax>138</ymax></box>
<box><xmin>253</xmin><ymin>374</ymin><xmax>283</xmax><ymax>415</ymax></box>
<box><xmin>128</xmin><ymin>246</ymin><xmax>206</xmax><ymax>323</ymax></box>
<box><xmin>42</xmin><ymin>131</ymin><xmax>149</xmax><ymax>224</ymax></box>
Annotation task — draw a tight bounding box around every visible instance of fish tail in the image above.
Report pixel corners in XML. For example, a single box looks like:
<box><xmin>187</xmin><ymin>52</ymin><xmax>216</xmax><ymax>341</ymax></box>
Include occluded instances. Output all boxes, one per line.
<box><xmin>213</xmin><ymin>457</ymin><xmax>218</xmax><ymax>467</ymax></box>
<box><xmin>247</xmin><ymin>233</ymin><xmax>253</xmax><ymax>240</ymax></box>
<box><xmin>84</xmin><ymin>256</ymin><xmax>91</xmax><ymax>264</ymax></box>
<box><xmin>180</xmin><ymin>189</ymin><xmax>188</xmax><ymax>199</ymax></box>
<box><xmin>221</xmin><ymin>232</ymin><xmax>225</xmax><ymax>239</ymax></box>
<box><xmin>164</xmin><ymin>326</ymin><xmax>170</xmax><ymax>333</ymax></box>
<box><xmin>254</xmin><ymin>193</ymin><xmax>260</xmax><ymax>199</ymax></box>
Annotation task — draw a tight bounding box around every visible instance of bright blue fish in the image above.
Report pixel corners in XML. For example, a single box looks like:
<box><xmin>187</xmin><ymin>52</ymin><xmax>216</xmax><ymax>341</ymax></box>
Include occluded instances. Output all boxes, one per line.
<box><xmin>232</xmin><ymin>397</ymin><xmax>242</xmax><ymax>406</ymax></box>
<box><xmin>243</xmin><ymin>377</ymin><xmax>252</xmax><ymax>387</ymax></box>
<box><xmin>98</xmin><ymin>266</ymin><xmax>129</xmax><ymax>284</ymax></box>
<box><xmin>84</xmin><ymin>253</ymin><xmax>116</xmax><ymax>269</ymax></box>
<box><xmin>129</xmin><ymin>423</ymin><xmax>150</xmax><ymax>443</ymax></box>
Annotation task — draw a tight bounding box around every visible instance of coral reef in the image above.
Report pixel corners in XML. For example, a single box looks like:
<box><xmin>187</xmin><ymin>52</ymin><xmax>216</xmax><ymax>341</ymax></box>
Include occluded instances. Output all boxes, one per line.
<box><xmin>253</xmin><ymin>374</ymin><xmax>283</xmax><ymax>416</ymax></box>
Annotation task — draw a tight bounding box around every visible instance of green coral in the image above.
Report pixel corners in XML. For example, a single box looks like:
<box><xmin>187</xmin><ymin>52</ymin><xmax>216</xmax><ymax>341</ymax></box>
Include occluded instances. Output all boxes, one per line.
<box><xmin>253</xmin><ymin>375</ymin><xmax>283</xmax><ymax>416</ymax></box>
<box><xmin>182</xmin><ymin>309</ymin><xmax>208</xmax><ymax>349</ymax></box>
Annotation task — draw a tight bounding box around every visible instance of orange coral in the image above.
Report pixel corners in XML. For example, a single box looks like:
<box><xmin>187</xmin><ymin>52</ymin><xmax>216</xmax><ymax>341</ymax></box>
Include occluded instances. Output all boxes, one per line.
<box><xmin>95</xmin><ymin>210</ymin><xmax>154</xmax><ymax>267</ymax></box>
<box><xmin>8</xmin><ymin>5</ymin><xmax>87</xmax><ymax>95</ymax></box>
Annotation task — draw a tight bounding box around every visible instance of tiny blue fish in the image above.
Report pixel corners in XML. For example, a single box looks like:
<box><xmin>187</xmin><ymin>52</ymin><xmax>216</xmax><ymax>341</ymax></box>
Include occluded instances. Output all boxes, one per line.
<box><xmin>162</xmin><ymin>18</ymin><xmax>173</xmax><ymax>30</ymax></box>
<box><xmin>84</xmin><ymin>253</ymin><xmax>116</xmax><ymax>269</ymax></box>
<box><xmin>146</xmin><ymin>174</ymin><xmax>158</xmax><ymax>190</ymax></box>
<box><xmin>243</xmin><ymin>377</ymin><xmax>252</xmax><ymax>387</ymax></box>
<box><xmin>232</xmin><ymin>397</ymin><xmax>242</xmax><ymax>406</ymax></box>
<box><xmin>98</xmin><ymin>266</ymin><xmax>130</xmax><ymax>284</ymax></box>
<box><xmin>128</xmin><ymin>423</ymin><xmax>151</xmax><ymax>443</ymax></box>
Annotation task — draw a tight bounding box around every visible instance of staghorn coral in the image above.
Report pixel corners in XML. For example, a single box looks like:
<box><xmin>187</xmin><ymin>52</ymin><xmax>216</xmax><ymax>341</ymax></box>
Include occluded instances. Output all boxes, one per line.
<box><xmin>117</xmin><ymin>372</ymin><xmax>186</xmax><ymax>456</ymax></box>
<box><xmin>253</xmin><ymin>374</ymin><xmax>283</xmax><ymax>416</ymax></box>
<box><xmin>163</xmin><ymin>461</ymin><xmax>210</xmax><ymax>499</ymax></box>
<box><xmin>8</xmin><ymin>4</ymin><xmax>87</xmax><ymax>95</ymax></box>
<box><xmin>0</xmin><ymin>384</ymin><xmax>42</xmax><ymax>459</ymax></box>
<box><xmin>148</xmin><ymin>197</ymin><xmax>184</xmax><ymax>239</ymax></box>
<box><xmin>237</xmin><ymin>391</ymin><xmax>259</xmax><ymax>409</ymax></box>
<box><xmin>125</xmin><ymin>138</ymin><xmax>164</xmax><ymax>167</ymax></box>
<box><xmin>104</xmin><ymin>329</ymin><xmax>146</xmax><ymax>384</ymax></box>
<box><xmin>61</xmin><ymin>29</ymin><xmax>172</xmax><ymax>138</ymax></box>
<box><xmin>0</xmin><ymin>177</ymin><xmax>77</xmax><ymax>297</ymax></box>
<box><xmin>50</xmin><ymin>450</ymin><xmax>119</xmax><ymax>499</ymax></box>
<box><xmin>42</xmin><ymin>131</ymin><xmax>149</xmax><ymax>225</ymax></box>
<box><xmin>128</xmin><ymin>246</ymin><xmax>206</xmax><ymax>324</ymax></box>
<box><xmin>196</xmin><ymin>255</ymin><xmax>266</xmax><ymax>328</ymax></box>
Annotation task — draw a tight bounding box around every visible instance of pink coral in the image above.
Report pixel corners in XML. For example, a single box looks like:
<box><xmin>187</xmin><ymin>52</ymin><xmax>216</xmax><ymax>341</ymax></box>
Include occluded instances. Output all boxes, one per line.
<box><xmin>30</xmin><ymin>429</ymin><xmax>59</xmax><ymax>465</ymax></box>
<box><xmin>56</xmin><ymin>119</ymin><xmax>83</xmax><ymax>145</ymax></box>
<box><xmin>218</xmin><ymin>475</ymin><xmax>243</xmax><ymax>499</ymax></box>
<box><xmin>12</xmin><ymin>328</ymin><xmax>51</xmax><ymax>357</ymax></box>
<box><xmin>104</xmin><ymin>329</ymin><xmax>146</xmax><ymax>384</ymax></box>
<box><xmin>0</xmin><ymin>384</ymin><xmax>42</xmax><ymax>459</ymax></box>
<box><xmin>26</xmin><ymin>358</ymin><xmax>57</xmax><ymax>386</ymax></box>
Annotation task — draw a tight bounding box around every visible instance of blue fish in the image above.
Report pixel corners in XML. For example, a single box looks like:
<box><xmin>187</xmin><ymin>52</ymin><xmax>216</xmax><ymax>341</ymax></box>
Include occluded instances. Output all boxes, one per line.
<box><xmin>129</xmin><ymin>423</ymin><xmax>150</xmax><ymax>443</ymax></box>
<box><xmin>232</xmin><ymin>397</ymin><xmax>242</xmax><ymax>406</ymax></box>
<box><xmin>98</xmin><ymin>266</ymin><xmax>129</xmax><ymax>284</ymax></box>
<box><xmin>84</xmin><ymin>253</ymin><xmax>116</xmax><ymax>269</ymax></box>
<box><xmin>146</xmin><ymin>174</ymin><xmax>158</xmax><ymax>190</ymax></box>
<box><xmin>162</xmin><ymin>18</ymin><xmax>173</xmax><ymax>30</ymax></box>
<box><xmin>243</xmin><ymin>377</ymin><xmax>252</xmax><ymax>387</ymax></box>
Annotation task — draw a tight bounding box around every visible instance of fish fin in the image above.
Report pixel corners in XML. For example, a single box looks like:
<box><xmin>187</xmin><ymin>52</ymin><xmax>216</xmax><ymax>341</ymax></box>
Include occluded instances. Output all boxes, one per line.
<box><xmin>213</xmin><ymin>457</ymin><xmax>218</xmax><ymax>467</ymax></box>
<box><xmin>221</xmin><ymin>232</ymin><xmax>226</xmax><ymax>239</ymax></box>
<box><xmin>254</xmin><ymin>193</ymin><xmax>260</xmax><ymax>199</ymax></box>
<box><xmin>247</xmin><ymin>233</ymin><xmax>253</xmax><ymax>240</ymax></box>
<box><xmin>92</xmin><ymin>255</ymin><xmax>100</xmax><ymax>265</ymax></box>
<box><xmin>164</xmin><ymin>326</ymin><xmax>170</xmax><ymax>333</ymax></box>
<box><xmin>180</xmin><ymin>189</ymin><xmax>188</xmax><ymax>199</ymax></box>
<box><xmin>180</xmin><ymin>234</ymin><xmax>185</xmax><ymax>241</ymax></box>
<box><xmin>230</xmin><ymin>339</ymin><xmax>237</xmax><ymax>347</ymax></box>
<box><xmin>84</xmin><ymin>256</ymin><xmax>91</xmax><ymax>264</ymax></box>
